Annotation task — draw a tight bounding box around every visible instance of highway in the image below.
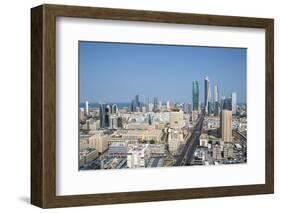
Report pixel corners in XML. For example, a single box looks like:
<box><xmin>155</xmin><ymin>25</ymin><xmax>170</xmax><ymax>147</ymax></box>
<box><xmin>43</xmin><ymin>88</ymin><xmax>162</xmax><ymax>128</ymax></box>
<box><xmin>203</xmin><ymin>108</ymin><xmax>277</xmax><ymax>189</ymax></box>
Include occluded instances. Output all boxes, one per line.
<box><xmin>174</xmin><ymin>114</ymin><xmax>204</xmax><ymax>166</ymax></box>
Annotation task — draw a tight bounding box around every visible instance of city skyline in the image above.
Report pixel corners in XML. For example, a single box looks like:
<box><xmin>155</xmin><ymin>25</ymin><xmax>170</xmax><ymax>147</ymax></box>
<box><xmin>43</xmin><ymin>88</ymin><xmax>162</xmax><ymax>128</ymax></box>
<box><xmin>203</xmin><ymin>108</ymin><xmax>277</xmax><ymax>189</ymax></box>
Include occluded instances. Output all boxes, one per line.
<box><xmin>79</xmin><ymin>41</ymin><xmax>247</xmax><ymax>103</ymax></box>
<box><xmin>79</xmin><ymin>41</ymin><xmax>247</xmax><ymax>170</ymax></box>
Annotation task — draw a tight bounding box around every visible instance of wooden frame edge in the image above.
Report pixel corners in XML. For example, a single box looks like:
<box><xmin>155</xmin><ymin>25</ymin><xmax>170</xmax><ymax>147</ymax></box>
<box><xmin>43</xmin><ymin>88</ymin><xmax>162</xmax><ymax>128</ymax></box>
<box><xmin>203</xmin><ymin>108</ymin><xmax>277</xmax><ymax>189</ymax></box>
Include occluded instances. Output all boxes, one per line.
<box><xmin>31</xmin><ymin>5</ymin><xmax>44</xmax><ymax>208</ymax></box>
<box><xmin>31</xmin><ymin>4</ymin><xmax>274</xmax><ymax>208</ymax></box>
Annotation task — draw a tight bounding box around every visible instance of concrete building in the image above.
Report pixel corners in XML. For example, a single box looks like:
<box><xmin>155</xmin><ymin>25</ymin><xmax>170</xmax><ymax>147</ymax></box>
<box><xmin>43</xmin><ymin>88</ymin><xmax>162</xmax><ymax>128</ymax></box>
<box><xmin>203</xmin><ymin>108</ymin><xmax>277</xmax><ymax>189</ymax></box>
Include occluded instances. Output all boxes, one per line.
<box><xmin>192</xmin><ymin>110</ymin><xmax>199</xmax><ymax>121</ymax></box>
<box><xmin>223</xmin><ymin>142</ymin><xmax>235</xmax><ymax>159</ymax></box>
<box><xmin>110</xmin><ymin>129</ymin><xmax>162</xmax><ymax>143</ymax></box>
<box><xmin>109</xmin><ymin>115</ymin><xmax>123</xmax><ymax>129</ymax></box>
<box><xmin>79</xmin><ymin>135</ymin><xmax>90</xmax><ymax>151</ymax></box>
<box><xmin>212</xmin><ymin>142</ymin><xmax>222</xmax><ymax>160</ymax></box>
<box><xmin>169</xmin><ymin>110</ymin><xmax>184</xmax><ymax>128</ymax></box>
<box><xmin>127</xmin><ymin>144</ymin><xmax>150</xmax><ymax>168</ymax></box>
<box><xmin>108</xmin><ymin>142</ymin><xmax>128</xmax><ymax>158</ymax></box>
<box><xmin>149</xmin><ymin>144</ymin><xmax>166</xmax><ymax>157</ymax></box>
<box><xmin>231</xmin><ymin>92</ymin><xmax>237</xmax><ymax>115</ymax></box>
<box><xmin>88</xmin><ymin>132</ymin><xmax>109</xmax><ymax>153</ymax></box>
<box><xmin>79</xmin><ymin>108</ymin><xmax>85</xmax><ymax>121</ymax></box>
<box><xmin>221</xmin><ymin>110</ymin><xmax>233</xmax><ymax>142</ymax></box>
<box><xmin>199</xmin><ymin>133</ymin><xmax>209</xmax><ymax>147</ymax></box>
<box><xmin>168</xmin><ymin>129</ymin><xmax>184</xmax><ymax>155</ymax></box>
<box><xmin>85</xmin><ymin>101</ymin><xmax>89</xmax><ymax>116</ymax></box>
<box><xmin>79</xmin><ymin>148</ymin><xmax>98</xmax><ymax>167</ymax></box>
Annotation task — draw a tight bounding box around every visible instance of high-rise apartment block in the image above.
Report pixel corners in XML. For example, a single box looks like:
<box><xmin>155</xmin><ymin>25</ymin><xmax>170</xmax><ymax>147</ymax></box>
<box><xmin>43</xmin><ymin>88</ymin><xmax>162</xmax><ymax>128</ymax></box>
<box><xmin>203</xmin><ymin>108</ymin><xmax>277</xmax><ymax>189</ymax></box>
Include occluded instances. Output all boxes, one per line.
<box><xmin>221</xmin><ymin>110</ymin><xmax>232</xmax><ymax>142</ymax></box>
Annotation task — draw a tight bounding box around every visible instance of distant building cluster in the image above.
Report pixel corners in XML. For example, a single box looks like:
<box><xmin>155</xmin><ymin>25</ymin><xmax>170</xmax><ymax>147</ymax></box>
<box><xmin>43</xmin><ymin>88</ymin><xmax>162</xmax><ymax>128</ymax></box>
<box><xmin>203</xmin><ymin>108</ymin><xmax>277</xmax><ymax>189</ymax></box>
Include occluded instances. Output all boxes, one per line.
<box><xmin>79</xmin><ymin>76</ymin><xmax>247</xmax><ymax>170</ymax></box>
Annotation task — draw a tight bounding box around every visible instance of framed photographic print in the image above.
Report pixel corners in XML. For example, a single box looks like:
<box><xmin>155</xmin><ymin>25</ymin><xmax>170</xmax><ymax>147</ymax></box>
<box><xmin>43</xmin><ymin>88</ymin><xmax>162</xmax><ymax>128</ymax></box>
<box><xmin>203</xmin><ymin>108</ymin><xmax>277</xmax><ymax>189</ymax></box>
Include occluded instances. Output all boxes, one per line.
<box><xmin>31</xmin><ymin>4</ymin><xmax>274</xmax><ymax>208</ymax></box>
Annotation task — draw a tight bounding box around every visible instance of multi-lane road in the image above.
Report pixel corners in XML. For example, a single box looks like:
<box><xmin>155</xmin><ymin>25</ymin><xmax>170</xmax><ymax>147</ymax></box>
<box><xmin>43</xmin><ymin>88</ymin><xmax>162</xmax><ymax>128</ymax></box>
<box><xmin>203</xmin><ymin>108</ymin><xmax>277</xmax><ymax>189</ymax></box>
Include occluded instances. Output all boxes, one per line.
<box><xmin>174</xmin><ymin>114</ymin><xmax>204</xmax><ymax>166</ymax></box>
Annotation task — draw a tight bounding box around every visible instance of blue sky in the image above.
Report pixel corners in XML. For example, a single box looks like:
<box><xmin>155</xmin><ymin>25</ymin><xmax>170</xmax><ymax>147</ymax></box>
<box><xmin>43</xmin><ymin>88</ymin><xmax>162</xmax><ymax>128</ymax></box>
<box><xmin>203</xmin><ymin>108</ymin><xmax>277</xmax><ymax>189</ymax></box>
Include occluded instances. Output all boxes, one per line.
<box><xmin>79</xmin><ymin>41</ymin><xmax>246</xmax><ymax>103</ymax></box>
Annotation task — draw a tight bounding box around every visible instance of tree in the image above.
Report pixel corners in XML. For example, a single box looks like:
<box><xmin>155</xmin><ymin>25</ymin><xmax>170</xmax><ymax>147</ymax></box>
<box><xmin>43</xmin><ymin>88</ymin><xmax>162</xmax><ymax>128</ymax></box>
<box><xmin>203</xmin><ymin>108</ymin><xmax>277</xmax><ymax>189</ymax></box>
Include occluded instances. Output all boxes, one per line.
<box><xmin>149</xmin><ymin>140</ymin><xmax>155</xmax><ymax>144</ymax></box>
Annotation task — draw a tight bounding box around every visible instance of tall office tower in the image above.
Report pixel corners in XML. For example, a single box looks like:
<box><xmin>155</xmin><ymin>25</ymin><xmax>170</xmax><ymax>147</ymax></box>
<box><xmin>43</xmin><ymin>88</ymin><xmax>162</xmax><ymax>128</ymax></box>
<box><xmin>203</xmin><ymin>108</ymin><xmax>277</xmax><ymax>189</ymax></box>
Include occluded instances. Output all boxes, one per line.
<box><xmin>208</xmin><ymin>100</ymin><xmax>213</xmax><ymax>115</ymax></box>
<box><xmin>105</xmin><ymin>105</ymin><xmax>111</xmax><ymax>128</ymax></box>
<box><xmin>214</xmin><ymin>102</ymin><xmax>220</xmax><ymax>116</ymax></box>
<box><xmin>111</xmin><ymin>104</ymin><xmax>118</xmax><ymax>114</ymax></box>
<box><xmin>214</xmin><ymin>84</ymin><xmax>219</xmax><ymax>103</ymax></box>
<box><xmin>204</xmin><ymin>77</ymin><xmax>211</xmax><ymax>114</ymax></box>
<box><xmin>221</xmin><ymin>96</ymin><xmax>225</xmax><ymax>109</ymax></box>
<box><xmin>192</xmin><ymin>81</ymin><xmax>199</xmax><ymax>111</ymax></box>
<box><xmin>183</xmin><ymin>103</ymin><xmax>187</xmax><ymax>113</ymax></box>
<box><xmin>187</xmin><ymin>103</ymin><xmax>192</xmax><ymax>114</ymax></box>
<box><xmin>145</xmin><ymin>97</ymin><xmax>150</xmax><ymax>112</ymax></box>
<box><xmin>85</xmin><ymin>101</ymin><xmax>89</xmax><ymax>116</ymax></box>
<box><xmin>231</xmin><ymin>92</ymin><xmax>237</xmax><ymax>115</ymax></box>
<box><xmin>223</xmin><ymin>97</ymin><xmax>232</xmax><ymax>111</ymax></box>
<box><xmin>159</xmin><ymin>101</ymin><xmax>162</xmax><ymax>110</ymax></box>
<box><xmin>117</xmin><ymin>117</ymin><xmax>123</xmax><ymax>128</ymax></box>
<box><xmin>214</xmin><ymin>84</ymin><xmax>220</xmax><ymax>116</ymax></box>
<box><xmin>221</xmin><ymin>110</ymin><xmax>232</xmax><ymax>142</ymax></box>
<box><xmin>153</xmin><ymin>97</ymin><xmax>158</xmax><ymax>112</ymax></box>
<box><xmin>135</xmin><ymin>95</ymin><xmax>140</xmax><ymax>108</ymax></box>
<box><xmin>130</xmin><ymin>99</ymin><xmax>135</xmax><ymax>112</ymax></box>
<box><xmin>99</xmin><ymin>103</ymin><xmax>106</xmax><ymax>128</ymax></box>
<box><xmin>166</xmin><ymin>101</ymin><xmax>170</xmax><ymax>111</ymax></box>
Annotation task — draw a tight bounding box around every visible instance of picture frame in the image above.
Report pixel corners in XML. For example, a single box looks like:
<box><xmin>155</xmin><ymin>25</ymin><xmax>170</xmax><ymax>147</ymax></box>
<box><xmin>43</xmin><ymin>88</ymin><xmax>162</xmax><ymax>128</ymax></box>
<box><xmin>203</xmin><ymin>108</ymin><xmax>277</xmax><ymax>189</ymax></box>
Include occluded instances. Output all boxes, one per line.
<box><xmin>31</xmin><ymin>4</ymin><xmax>274</xmax><ymax>208</ymax></box>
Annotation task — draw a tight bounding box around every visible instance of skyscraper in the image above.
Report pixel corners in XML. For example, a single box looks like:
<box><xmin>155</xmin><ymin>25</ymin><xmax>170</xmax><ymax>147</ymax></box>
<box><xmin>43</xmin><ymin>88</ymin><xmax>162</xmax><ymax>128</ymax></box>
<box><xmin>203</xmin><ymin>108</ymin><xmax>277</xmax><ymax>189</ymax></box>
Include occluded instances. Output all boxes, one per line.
<box><xmin>204</xmin><ymin>77</ymin><xmax>211</xmax><ymax>114</ymax></box>
<box><xmin>214</xmin><ymin>84</ymin><xmax>219</xmax><ymax>103</ymax></box>
<box><xmin>85</xmin><ymin>101</ymin><xmax>89</xmax><ymax>116</ymax></box>
<box><xmin>221</xmin><ymin>110</ymin><xmax>232</xmax><ymax>142</ymax></box>
<box><xmin>221</xmin><ymin>96</ymin><xmax>225</xmax><ymax>109</ymax></box>
<box><xmin>99</xmin><ymin>103</ymin><xmax>106</xmax><ymax>128</ymax></box>
<box><xmin>130</xmin><ymin>99</ymin><xmax>135</xmax><ymax>112</ymax></box>
<box><xmin>111</xmin><ymin>104</ymin><xmax>118</xmax><ymax>114</ymax></box>
<box><xmin>153</xmin><ymin>97</ymin><xmax>158</xmax><ymax>112</ymax></box>
<box><xmin>135</xmin><ymin>95</ymin><xmax>140</xmax><ymax>108</ymax></box>
<box><xmin>145</xmin><ymin>97</ymin><xmax>150</xmax><ymax>112</ymax></box>
<box><xmin>166</xmin><ymin>101</ymin><xmax>170</xmax><ymax>111</ymax></box>
<box><xmin>105</xmin><ymin>105</ymin><xmax>111</xmax><ymax>127</ymax></box>
<box><xmin>231</xmin><ymin>92</ymin><xmax>237</xmax><ymax>115</ymax></box>
<box><xmin>192</xmin><ymin>81</ymin><xmax>199</xmax><ymax>111</ymax></box>
<box><xmin>214</xmin><ymin>84</ymin><xmax>220</xmax><ymax>116</ymax></box>
<box><xmin>223</xmin><ymin>97</ymin><xmax>232</xmax><ymax>111</ymax></box>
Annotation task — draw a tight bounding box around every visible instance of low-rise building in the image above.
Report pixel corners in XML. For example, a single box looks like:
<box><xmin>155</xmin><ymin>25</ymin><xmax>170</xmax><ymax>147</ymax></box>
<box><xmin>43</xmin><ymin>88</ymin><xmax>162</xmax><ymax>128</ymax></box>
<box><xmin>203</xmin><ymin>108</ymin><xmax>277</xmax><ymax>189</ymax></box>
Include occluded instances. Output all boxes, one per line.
<box><xmin>127</xmin><ymin>144</ymin><xmax>150</xmax><ymax>168</ymax></box>
<box><xmin>88</xmin><ymin>132</ymin><xmax>109</xmax><ymax>153</ymax></box>
<box><xmin>169</xmin><ymin>110</ymin><xmax>185</xmax><ymax>128</ymax></box>
<box><xmin>79</xmin><ymin>148</ymin><xmax>99</xmax><ymax>167</ymax></box>
<box><xmin>79</xmin><ymin>134</ymin><xmax>90</xmax><ymax>151</ymax></box>
<box><xmin>212</xmin><ymin>142</ymin><xmax>222</xmax><ymax>160</ymax></box>
<box><xmin>108</xmin><ymin>142</ymin><xmax>128</xmax><ymax>158</ymax></box>
<box><xmin>199</xmin><ymin>134</ymin><xmax>209</xmax><ymax>147</ymax></box>
<box><xmin>223</xmin><ymin>142</ymin><xmax>235</xmax><ymax>159</ymax></box>
<box><xmin>149</xmin><ymin>144</ymin><xmax>166</xmax><ymax>157</ymax></box>
<box><xmin>110</xmin><ymin>129</ymin><xmax>162</xmax><ymax>143</ymax></box>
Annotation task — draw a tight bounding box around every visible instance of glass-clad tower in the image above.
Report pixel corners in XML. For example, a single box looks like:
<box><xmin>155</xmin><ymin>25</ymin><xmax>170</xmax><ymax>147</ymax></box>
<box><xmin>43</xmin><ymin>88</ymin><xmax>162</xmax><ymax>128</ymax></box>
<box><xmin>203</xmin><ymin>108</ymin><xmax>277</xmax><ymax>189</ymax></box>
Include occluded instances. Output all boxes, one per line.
<box><xmin>192</xmin><ymin>81</ymin><xmax>199</xmax><ymax>111</ymax></box>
